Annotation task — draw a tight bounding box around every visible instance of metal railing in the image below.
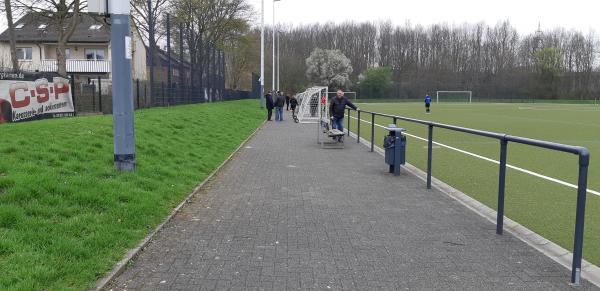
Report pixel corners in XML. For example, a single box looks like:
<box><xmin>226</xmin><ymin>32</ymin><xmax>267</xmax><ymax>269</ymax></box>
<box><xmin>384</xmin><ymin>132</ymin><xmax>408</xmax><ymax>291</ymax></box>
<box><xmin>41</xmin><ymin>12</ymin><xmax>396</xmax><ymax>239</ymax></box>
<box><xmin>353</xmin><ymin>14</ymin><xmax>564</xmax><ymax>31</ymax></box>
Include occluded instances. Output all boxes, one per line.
<box><xmin>346</xmin><ymin>108</ymin><xmax>591</xmax><ymax>285</ymax></box>
<box><xmin>40</xmin><ymin>59</ymin><xmax>111</xmax><ymax>73</ymax></box>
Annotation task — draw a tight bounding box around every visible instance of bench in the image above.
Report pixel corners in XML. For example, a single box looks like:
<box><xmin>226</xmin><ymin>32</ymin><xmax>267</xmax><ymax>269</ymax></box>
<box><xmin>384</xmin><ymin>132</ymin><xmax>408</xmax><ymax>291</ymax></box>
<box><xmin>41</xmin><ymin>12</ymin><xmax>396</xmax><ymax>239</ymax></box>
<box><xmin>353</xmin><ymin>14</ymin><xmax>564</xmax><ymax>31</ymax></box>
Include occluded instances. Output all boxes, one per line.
<box><xmin>321</xmin><ymin>118</ymin><xmax>345</xmax><ymax>137</ymax></box>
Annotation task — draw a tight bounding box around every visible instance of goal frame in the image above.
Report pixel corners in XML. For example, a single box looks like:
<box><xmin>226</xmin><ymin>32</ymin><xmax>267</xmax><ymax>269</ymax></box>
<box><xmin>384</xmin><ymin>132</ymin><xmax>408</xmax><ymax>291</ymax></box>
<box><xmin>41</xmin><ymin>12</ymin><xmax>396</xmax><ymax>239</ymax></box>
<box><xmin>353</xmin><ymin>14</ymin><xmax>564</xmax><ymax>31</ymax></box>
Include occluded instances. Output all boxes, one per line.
<box><xmin>436</xmin><ymin>91</ymin><xmax>472</xmax><ymax>103</ymax></box>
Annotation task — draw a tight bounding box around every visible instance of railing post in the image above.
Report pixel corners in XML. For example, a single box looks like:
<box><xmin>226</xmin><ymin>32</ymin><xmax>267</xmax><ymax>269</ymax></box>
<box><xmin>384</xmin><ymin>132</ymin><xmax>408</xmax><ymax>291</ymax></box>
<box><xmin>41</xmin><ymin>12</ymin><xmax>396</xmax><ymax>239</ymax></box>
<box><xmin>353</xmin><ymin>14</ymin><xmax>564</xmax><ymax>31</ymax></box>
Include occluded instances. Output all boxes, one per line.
<box><xmin>347</xmin><ymin>108</ymin><xmax>351</xmax><ymax>136</ymax></box>
<box><xmin>427</xmin><ymin>124</ymin><xmax>433</xmax><ymax>189</ymax></box>
<box><xmin>357</xmin><ymin>111</ymin><xmax>361</xmax><ymax>143</ymax></box>
<box><xmin>571</xmin><ymin>150</ymin><xmax>590</xmax><ymax>285</ymax></box>
<box><xmin>393</xmin><ymin>117</ymin><xmax>397</xmax><ymax>126</ymax></box>
<box><xmin>370</xmin><ymin>113</ymin><xmax>375</xmax><ymax>152</ymax></box>
<box><xmin>496</xmin><ymin>139</ymin><xmax>508</xmax><ymax>235</ymax></box>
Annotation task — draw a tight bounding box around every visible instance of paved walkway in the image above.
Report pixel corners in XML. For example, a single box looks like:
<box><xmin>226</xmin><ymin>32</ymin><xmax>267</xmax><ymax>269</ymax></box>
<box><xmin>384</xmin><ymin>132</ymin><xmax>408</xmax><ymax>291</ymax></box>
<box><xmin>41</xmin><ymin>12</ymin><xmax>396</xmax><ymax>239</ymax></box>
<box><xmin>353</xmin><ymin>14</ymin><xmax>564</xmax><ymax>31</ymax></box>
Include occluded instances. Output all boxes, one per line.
<box><xmin>109</xmin><ymin>120</ymin><xmax>596</xmax><ymax>290</ymax></box>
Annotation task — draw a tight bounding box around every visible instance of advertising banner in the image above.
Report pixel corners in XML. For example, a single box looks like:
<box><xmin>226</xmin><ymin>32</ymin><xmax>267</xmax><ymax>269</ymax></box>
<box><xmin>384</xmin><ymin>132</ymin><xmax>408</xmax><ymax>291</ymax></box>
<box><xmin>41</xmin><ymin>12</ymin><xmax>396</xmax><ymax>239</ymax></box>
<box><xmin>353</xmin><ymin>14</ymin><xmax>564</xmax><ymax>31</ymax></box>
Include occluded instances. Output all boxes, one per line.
<box><xmin>0</xmin><ymin>71</ymin><xmax>75</xmax><ymax>124</ymax></box>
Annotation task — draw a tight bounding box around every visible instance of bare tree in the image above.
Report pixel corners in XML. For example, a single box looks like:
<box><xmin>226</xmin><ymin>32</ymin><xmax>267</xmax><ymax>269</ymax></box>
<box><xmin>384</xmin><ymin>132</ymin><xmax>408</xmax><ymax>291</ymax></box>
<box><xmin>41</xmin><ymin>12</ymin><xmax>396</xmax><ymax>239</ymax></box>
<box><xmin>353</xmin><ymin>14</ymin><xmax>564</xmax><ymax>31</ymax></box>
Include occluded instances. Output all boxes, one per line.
<box><xmin>3</xmin><ymin>0</ymin><xmax>20</xmax><ymax>72</ymax></box>
<box><xmin>14</xmin><ymin>0</ymin><xmax>83</xmax><ymax>76</ymax></box>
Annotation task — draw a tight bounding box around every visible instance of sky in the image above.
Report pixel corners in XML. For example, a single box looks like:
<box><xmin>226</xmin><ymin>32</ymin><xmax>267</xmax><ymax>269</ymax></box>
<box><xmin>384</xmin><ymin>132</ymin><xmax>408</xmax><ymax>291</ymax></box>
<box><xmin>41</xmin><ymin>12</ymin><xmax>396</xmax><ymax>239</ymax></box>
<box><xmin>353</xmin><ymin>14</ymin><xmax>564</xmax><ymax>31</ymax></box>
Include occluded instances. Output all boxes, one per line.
<box><xmin>0</xmin><ymin>1</ymin><xmax>597</xmax><ymax>35</ymax></box>
<box><xmin>246</xmin><ymin>0</ymin><xmax>600</xmax><ymax>35</ymax></box>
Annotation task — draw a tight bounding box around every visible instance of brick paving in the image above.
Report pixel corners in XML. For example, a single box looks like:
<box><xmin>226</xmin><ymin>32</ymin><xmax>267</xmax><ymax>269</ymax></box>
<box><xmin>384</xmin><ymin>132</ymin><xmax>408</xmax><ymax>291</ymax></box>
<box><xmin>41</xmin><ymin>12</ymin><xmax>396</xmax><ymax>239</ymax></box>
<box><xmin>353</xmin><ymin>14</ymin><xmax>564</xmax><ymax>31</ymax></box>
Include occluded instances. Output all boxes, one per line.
<box><xmin>108</xmin><ymin>120</ymin><xmax>597</xmax><ymax>290</ymax></box>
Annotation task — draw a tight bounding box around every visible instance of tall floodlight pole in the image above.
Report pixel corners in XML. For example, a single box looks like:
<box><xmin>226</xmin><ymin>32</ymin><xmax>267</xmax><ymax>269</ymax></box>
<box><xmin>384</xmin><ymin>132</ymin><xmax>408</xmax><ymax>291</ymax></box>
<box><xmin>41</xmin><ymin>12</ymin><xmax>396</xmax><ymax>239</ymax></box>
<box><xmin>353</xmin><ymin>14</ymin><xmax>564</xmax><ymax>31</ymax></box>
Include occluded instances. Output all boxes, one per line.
<box><xmin>260</xmin><ymin>0</ymin><xmax>265</xmax><ymax>108</ymax></box>
<box><xmin>110</xmin><ymin>0</ymin><xmax>135</xmax><ymax>171</ymax></box>
<box><xmin>272</xmin><ymin>0</ymin><xmax>280</xmax><ymax>92</ymax></box>
<box><xmin>277</xmin><ymin>29</ymin><xmax>280</xmax><ymax>91</ymax></box>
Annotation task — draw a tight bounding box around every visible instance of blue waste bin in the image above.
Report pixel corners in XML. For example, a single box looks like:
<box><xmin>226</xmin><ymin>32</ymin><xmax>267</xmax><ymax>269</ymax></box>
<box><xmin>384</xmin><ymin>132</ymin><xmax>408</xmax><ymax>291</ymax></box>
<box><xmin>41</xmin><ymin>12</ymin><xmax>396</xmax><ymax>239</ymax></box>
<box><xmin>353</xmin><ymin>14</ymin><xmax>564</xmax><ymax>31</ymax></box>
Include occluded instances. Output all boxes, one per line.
<box><xmin>383</xmin><ymin>124</ymin><xmax>406</xmax><ymax>176</ymax></box>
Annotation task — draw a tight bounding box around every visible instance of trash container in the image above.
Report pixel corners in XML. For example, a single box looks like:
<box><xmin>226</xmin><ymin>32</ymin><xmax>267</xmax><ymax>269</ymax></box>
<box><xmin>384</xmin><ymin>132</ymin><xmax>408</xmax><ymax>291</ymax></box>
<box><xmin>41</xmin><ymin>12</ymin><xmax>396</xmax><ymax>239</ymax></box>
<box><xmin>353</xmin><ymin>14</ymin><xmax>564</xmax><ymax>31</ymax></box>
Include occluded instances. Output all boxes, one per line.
<box><xmin>383</xmin><ymin>124</ymin><xmax>406</xmax><ymax>176</ymax></box>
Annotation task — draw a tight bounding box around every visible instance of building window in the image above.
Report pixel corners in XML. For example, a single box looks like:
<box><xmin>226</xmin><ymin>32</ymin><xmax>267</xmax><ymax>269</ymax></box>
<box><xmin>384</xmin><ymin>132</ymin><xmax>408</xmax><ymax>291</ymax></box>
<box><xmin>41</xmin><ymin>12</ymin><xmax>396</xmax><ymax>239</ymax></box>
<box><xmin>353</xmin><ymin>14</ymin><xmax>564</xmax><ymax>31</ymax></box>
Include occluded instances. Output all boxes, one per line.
<box><xmin>65</xmin><ymin>49</ymin><xmax>71</xmax><ymax>60</ymax></box>
<box><xmin>89</xmin><ymin>24</ymin><xmax>103</xmax><ymax>30</ymax></box>
<box><xmin>15</xmin><ymin>23</ymin><xmax>25</xmax><ymax>29</ymax></box>
<box><xmin>85</xmin><ymin>49</ymin><xmax>105</xmax><ymax>60</ymax></box>
<box><xmin>16</xmin><ymin>47</ymin><xmax>33</xmax><ymax>60</ymax></box>
<box><xmin>38</xmin><ymin>24</ymin><xmax>48</xmax><ymax>30</ymax></box>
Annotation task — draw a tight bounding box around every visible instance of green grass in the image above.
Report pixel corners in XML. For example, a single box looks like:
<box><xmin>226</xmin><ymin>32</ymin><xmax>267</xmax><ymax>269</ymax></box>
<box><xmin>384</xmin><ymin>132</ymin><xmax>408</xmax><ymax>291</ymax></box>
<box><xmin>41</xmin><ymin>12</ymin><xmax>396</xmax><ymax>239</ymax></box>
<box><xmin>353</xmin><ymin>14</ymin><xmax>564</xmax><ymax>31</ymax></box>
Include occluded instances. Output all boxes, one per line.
<box><xmin>0</xmin><ymin>100</ymin><xmax>264</xmax><ymax>290</ymax></box>
<box><xmin>350</xmin><ymin>102</ymin><xmax>600</xmax><ymax>265</ymax></box>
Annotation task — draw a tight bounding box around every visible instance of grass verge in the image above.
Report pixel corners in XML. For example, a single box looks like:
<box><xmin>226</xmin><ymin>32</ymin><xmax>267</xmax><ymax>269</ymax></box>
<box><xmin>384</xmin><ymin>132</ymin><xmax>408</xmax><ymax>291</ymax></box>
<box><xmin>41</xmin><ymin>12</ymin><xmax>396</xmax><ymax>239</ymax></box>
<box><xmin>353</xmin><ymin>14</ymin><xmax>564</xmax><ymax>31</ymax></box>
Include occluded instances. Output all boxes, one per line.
<box><xmin>0</xmin><ymin>100</ymin><xmax>264</xmax><ymax>290</ymax></box>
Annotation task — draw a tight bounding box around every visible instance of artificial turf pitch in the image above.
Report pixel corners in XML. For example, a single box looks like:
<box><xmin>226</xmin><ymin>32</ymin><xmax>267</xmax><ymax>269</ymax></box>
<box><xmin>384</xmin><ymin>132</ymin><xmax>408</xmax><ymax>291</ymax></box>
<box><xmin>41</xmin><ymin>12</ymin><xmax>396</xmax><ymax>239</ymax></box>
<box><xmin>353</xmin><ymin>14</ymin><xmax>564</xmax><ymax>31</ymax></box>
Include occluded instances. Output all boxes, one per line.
<box><xmin>350</xmin><ymin>102</ymin><xmax>600</xmax><ymax>266</ymax></box>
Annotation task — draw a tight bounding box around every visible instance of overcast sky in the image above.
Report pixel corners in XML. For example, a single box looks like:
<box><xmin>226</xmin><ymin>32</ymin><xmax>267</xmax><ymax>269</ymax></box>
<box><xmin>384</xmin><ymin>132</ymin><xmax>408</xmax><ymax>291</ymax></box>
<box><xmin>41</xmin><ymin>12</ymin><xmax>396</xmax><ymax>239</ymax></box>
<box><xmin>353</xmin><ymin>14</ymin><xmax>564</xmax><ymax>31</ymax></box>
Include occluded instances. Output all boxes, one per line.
<box><xmin>0</xmin><ymin>1</ymin><xmax>597</xmax><ymax>35</ymax></box>
<box><xmin>247</xmin><ymin>0</ymin><xmax>599</xmax><ymax>35</ymax></box>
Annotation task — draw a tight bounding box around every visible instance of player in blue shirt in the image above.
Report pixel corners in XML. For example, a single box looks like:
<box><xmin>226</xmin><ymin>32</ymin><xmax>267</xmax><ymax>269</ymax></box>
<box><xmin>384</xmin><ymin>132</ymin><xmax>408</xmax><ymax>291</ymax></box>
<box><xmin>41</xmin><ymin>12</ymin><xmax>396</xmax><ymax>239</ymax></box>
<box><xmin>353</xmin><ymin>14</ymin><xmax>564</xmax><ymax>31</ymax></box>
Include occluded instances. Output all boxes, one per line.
<box><xmin>424</xmin><ymin>94</ymin><xmax>432</xmax><ymax>113</ymax></box>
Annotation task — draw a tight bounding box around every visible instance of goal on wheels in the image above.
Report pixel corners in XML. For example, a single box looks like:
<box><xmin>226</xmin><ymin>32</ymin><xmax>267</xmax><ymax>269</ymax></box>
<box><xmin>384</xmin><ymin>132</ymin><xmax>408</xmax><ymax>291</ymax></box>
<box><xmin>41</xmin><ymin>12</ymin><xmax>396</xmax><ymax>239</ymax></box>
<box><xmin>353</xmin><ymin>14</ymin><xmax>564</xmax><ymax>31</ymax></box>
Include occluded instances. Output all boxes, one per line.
<box><xmin>436</xmin><ymin>91</ymin><xmax>472</xmax><ymax>103</ymax></box>
<box><xmin>296</xmin><ymin>86</ymin><xmax>328</xmax><ymax>123</ymax></box>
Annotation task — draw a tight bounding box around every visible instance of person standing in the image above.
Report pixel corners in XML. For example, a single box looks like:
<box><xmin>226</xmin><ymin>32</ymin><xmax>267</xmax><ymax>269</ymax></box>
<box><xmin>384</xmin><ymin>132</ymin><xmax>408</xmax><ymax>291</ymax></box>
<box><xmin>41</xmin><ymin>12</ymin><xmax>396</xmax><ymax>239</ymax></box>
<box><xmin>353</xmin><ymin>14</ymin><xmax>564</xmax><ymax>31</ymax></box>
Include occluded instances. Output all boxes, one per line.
<box><xmin>285</xmin><ymin>93</ymin><xmax>291</xmax><ymax>111</ymax></box>
<box><xmin>275</xmin><ymin>91</ymin><xmax>285</xmax><ymax>121</ymax></box>
<box><xmin>329</xmin><ymin>90</ymin><xmax>358</xmax><ymax>142</ymax></box>
<box><xmin>424</xmin><ymin>94</ymin><xmax>432</xmax><ymax>113</ymax></box>
<box><xmin>265</xmin><ymin>91</ymin><xmax>274</xmax><ymax>121</ymax></box>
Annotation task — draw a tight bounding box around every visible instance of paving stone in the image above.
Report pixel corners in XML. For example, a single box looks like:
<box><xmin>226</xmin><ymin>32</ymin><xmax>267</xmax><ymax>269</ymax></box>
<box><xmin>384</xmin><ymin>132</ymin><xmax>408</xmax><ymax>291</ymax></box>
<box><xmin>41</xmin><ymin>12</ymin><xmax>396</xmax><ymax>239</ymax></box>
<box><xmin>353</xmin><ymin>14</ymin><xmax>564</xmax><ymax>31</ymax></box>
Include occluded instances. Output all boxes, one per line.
<box><xmin>108</xmin><ymin>121</ymin><xmax>597</xmax><ymax>290</ymax></box>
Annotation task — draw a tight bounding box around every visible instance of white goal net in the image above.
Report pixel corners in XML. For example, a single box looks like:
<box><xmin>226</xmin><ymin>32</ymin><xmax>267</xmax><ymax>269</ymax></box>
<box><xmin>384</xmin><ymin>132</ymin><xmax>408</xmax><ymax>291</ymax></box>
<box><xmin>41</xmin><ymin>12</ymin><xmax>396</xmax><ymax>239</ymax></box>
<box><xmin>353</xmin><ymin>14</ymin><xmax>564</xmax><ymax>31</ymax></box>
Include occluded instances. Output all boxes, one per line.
<box><xmin>296</xmin><ymin>86</ymin><xmax>328</xmax><ymax>123</ymax></box>
<box><xmin>436</xmin><ymin>91</ymin><xmax>472</xmax><ymax>103</ymax></box>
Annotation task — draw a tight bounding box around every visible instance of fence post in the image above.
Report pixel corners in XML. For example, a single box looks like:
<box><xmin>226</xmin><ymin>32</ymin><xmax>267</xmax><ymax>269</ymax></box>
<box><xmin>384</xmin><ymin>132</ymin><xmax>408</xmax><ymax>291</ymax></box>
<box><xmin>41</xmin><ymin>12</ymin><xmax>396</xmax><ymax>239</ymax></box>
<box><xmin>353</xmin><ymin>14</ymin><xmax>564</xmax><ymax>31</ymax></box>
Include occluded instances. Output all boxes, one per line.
<box><xmin>347</xmin><ymin>108</ymin><xmax>351</xmax><ymax>136</ymax></box>
<box><xmin>370</xmin><ymin>113</ymin><xmax>375</xmax><ymax>152</ymax></box>
<box><xmin>357</xmin><ymin>111</ymin><xmax>361</xmax><ymax>143</ymax></box>
<box><xmin>70</xmin><ymin>74</ymin><xmax>77</xmax><ymax>116</ymax></box>
<box><xmin>162</xmin><ymin>82</ymin><xmax>165</xmax><ymax>106</ymax></box>
<box><xmin>136</xmin><ymin>79</ymin><xmax>140</xmax><ymax>109</ymax></box>
<box><xmin>571</xmin><ymin>150</ymin><xmax>590</xmax><ymax>285</ymax></box>
<box><xmin>427</xmin><ymin>124</ymin><xmax>433</xmax><ymax>189</ymax></box>
<box><xmin>98</xmin><ymin>77</ymin><xmax>102</xmax><ymax>113</ymax></box>
<box><xmin>393</xmin><ymin>117</ymin><xmax>397</xmax><ymax>126</ymax></box>
<box><xmin>496</xmin><ymin>139</ymin><xmax>508</xmax><ymax>235</ymax></box>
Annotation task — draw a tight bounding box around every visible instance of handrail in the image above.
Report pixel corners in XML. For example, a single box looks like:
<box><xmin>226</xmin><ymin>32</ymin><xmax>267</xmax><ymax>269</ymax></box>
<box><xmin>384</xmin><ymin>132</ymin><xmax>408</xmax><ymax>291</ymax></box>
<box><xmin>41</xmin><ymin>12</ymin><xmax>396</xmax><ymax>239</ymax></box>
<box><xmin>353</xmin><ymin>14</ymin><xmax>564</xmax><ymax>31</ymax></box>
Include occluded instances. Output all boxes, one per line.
<box><xmin>347</xmin><ymin>108</ymin><xmax>590</xmax><ymax>285</ymax></box>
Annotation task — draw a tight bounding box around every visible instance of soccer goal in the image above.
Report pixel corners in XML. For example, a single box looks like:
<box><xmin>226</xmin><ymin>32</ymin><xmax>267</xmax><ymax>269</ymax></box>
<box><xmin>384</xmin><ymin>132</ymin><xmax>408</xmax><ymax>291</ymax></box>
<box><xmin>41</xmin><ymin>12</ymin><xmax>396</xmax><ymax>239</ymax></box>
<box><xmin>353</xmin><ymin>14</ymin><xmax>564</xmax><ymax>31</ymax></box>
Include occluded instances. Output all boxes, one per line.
<box><xmin>436</xmin><ymin>91</ymin><xmax>472</xmax><ymax>103</ymax></box>
<box><xmin>296</xmin><ymin>86</ymin><xmax>328</xmax><ymax>123</ymax></box>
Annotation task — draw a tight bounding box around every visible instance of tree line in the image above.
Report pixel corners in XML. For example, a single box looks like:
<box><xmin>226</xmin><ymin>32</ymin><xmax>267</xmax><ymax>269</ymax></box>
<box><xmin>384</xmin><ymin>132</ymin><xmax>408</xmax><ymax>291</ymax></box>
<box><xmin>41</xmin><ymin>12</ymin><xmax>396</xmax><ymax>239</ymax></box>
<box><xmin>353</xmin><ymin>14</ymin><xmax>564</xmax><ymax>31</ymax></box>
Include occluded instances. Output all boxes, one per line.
<box><xmin>265</xmin><ymin>21</ymin><xmax>599</xmax><ymax>100</ymax></box>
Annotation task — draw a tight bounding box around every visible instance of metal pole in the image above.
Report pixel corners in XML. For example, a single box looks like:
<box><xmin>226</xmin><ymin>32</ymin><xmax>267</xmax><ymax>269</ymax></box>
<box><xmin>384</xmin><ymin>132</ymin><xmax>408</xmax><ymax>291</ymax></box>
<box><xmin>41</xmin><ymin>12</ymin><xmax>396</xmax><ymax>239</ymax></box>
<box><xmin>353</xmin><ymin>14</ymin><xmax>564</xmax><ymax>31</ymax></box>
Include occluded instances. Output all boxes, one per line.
<box><xmin>147</xmin><ymin>0</ymin><xmax>154</xmax><ymax>103</ymax></box>
<box><xmin>97</xmin><ymin>76</ymin><xmax>102</xmax><ymax>113</ymax></box>
<box><xmin>212</xmin><ymin>45</ymin><xmax>217</xmax><ymax>101</ymax></box>
<box><xmin>166</xmin><ymin>13</ymin><xmax>172</xmax><ymax>105</ymax></box>
<box><xmin>179</xmin><ymin>23</ymin><xmax>185</xmax><ymax>104</ymax></box>
<box><xmin>427</xmin><ymin>125</ymin><xmax>433</xmax><ymax>189</ymax></box>
<box><xmin>136</xmin><ymin>79</ymin><xmax>140</xmax><ymax>109</ymax></box>
<box><xmin>357</xmin><ymin>110</ymin><xmax>361</xmax><ymax>143</ymax></box>
<box><xmin>70</xmin><ymin>74</ymin><xmax>76</xmax><ymax>115</ymax></box>
<box><xmin>272</xmin><ymin>0</ymin><xmax>276</xmax><ymax>92</ymax></box>
<box><xmin>260</xmin><ymin>0</ymin><xmax>265</xmax><ymax>108</ymax></box>
<box><xmin>571</xmin><ymin>151</ymin><xmax>590</xmax><ymax>285</ymax></box>
<box><xmin>277</xmin><ymin>28</ymin><xmax>280</xmax><ymax>91</ymax></box>
<box><xmin>110</xmin><ymin>0</ymin><xmax>136</xmax><ymax>171</ymax></box>
<box><xmin>370</xmin><ymin>113</ymin><xmax>375</xmax><ymax>152</ymax></box>
<box><xmin>496</xmin><ymin>139</ymin><xmax>508</xmax><ymax>235</ymax></box>
<box><xmin>347</xmin><ymin>108</ymin><xmax>350</xmax><ymax>136</ymax></box>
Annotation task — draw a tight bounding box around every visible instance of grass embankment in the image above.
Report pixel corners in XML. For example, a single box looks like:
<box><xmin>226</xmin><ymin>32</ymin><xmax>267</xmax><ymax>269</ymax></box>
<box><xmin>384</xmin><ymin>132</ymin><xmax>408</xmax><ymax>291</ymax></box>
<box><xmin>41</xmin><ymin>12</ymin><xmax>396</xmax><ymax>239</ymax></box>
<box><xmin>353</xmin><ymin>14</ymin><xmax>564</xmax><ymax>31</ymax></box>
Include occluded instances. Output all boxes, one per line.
<box><xmin>350</xmin><ymin>102</ymin><xmax>600</xmax><ymax>266</ymax></box>
<box><xmin>0</xmin><ymin>100</ymin><xmax>263</xmax><ymax>290</ymax></box>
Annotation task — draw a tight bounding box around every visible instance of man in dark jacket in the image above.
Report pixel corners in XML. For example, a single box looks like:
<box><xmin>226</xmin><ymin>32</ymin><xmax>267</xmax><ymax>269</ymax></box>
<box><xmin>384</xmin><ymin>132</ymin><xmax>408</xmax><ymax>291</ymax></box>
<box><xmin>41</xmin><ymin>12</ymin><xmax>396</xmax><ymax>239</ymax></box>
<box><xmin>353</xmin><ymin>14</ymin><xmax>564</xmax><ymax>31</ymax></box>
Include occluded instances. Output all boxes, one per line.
<box><xmin>274</xmin><ymin>91</ymin><xmax>285</xmax><ymax>121</ymax></box>
<box><xmin>285</xmin><ymin>94</ymin><xmax>291</xmax><ymax>111</ymax></box>
<box><xmin>265</xmin><ymin>91</ymin><xmax>274</xmax><ymax>121</ymax></box>
<box><xmin>329</xmin><ymin>90</ymin><xmax>358</xmax><ymax>142</ymax></box>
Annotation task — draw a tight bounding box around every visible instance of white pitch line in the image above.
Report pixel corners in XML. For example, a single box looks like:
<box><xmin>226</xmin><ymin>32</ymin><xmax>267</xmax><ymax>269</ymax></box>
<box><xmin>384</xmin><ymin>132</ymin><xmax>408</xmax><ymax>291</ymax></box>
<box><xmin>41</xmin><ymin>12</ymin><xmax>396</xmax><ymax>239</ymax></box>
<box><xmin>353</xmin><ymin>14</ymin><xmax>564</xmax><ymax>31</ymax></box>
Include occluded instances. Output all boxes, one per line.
<box><xmin>349</xmin><ymin>115</ymin><xmax>600</xmax><ymax>197</ymax></box>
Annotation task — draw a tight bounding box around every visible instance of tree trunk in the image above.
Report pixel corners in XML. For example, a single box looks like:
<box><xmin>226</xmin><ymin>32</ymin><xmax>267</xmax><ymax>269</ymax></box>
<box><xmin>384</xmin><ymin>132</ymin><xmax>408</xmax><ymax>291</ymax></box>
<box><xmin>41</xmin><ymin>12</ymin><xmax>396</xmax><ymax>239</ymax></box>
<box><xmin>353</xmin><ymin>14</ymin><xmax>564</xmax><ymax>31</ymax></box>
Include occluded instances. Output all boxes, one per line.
<box><xmin>4</xmin><ymin>0</ymin><xmax>19</xmax><ymax>72</ymax></box>
<box><xmin>56</xmin><ymin>41</ymin><xmax>67</xmax><ymax>76</ymax></box>
<box><xmin>56</xmin><ymin>0</ymin><xmax>81</xmax><ymax>76</ymax></box>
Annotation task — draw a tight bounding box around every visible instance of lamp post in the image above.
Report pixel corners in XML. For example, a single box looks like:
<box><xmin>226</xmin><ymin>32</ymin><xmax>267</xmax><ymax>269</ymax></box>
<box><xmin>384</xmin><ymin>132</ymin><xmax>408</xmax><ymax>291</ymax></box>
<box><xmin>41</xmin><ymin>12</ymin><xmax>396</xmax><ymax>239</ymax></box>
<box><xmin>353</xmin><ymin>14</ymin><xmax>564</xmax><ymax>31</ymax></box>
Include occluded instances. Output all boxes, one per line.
<box><xmin>260</xmin><ymin>0</ymin><xmax>265</xmax><ymax>108</ymax></box>
<box><xmin>272</xmin><ymin>0</ymin><xmax>281</xmax><ymax>93</ymax></box>
<box><xmin>277</xmin><ymin>28</ymin><xmax>280</xmax><ymax>92</ymax></box>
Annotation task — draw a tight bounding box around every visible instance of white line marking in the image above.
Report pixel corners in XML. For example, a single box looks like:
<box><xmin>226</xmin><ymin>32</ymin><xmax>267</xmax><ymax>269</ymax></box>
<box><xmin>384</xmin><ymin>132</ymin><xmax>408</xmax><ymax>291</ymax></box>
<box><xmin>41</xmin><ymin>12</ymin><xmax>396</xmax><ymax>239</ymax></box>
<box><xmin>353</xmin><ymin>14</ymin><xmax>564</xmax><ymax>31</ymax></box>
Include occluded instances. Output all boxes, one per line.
<box><xmin>349</xmin><ymin>115</ymin><xmax>600</xmax><ymax>197</ymax></box>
